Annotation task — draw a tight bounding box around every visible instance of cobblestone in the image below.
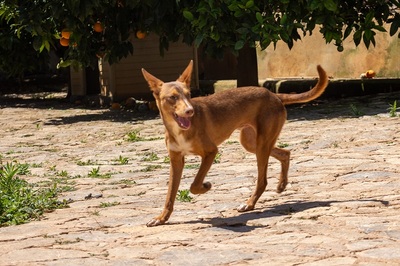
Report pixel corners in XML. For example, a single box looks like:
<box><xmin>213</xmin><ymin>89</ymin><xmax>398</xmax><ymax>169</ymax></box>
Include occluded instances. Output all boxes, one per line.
<box><xmin>0</xmin><ymin>91</ymin><xmax>399</xmax><ymax>265</ymax></box>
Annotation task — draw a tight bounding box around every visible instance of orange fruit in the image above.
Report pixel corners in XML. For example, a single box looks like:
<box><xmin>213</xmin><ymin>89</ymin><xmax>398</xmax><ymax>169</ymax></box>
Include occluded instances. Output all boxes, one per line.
<box><xmin>136</xmin><ymin>30</ymin><xmax>147</xmax><ymax>39</ymax></box>
<box><xmin>111</xmin><ymin>102</ymin><xmax>121</xmax><ymax>110</ymax></box>
<box><xmin>366</xmin><ymin>70</ymin><xmax>375</xmax><ymax>78</ymax></box>
<box><xmin>93</xmin><ymin>21</ymin><xmax>104</xmax><ymax>33</ymax></box>
<box><xmin>61</xmin><ymin>29</ymin><xmax>71</xmax><ymax>39</ymax></box>
<box><xmin>60</xmin><ymin>37</ymin><xmax>70</xmax><ymax>47</ymax></box>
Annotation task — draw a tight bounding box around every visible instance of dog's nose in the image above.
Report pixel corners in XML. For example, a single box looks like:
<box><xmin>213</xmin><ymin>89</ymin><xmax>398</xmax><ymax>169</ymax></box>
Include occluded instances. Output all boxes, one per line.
<box><xmin>185</xmin><ymin>107</ymin><xmax>194</xmax><ymax>117</ymax></box>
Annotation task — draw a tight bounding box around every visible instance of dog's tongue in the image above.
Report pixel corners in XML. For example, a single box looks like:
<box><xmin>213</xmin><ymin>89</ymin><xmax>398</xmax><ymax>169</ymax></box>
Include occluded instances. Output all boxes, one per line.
<box><xmin>177</xmin><ymin>116</ymin><xmax>191</xmax><ymax>129</ymax></box>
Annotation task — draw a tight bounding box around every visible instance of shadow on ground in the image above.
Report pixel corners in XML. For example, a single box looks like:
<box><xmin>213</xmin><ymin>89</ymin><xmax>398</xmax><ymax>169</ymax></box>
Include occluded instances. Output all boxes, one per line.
<box><xmin>180</xmin><ymin>199</ymin><xmax>389</xmax><ymax>233</ymax></box>
<box><xmin>1</xmin><ymin>90</ymin><xmax>399</xmax><ymax>124</ymax></box>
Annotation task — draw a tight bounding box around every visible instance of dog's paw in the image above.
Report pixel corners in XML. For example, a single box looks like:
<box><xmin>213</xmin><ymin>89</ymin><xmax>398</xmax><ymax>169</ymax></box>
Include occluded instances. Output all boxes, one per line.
<box><xmin>146</xmin><ymin>218</ymin><xmax>165</xmax><ymax>227</ymax></box>
<box><xmin>237</xmin><ymin>204</ymin><xmax>254</xmax><ymax>212</ymax></box>
<box><xmin>276</xmin><ymin>182</ymin><xmax>287</xmax><ymax>193</ymax></box>
<box><xmin>190</xmin><ymin>182</ymin><xmax>212</xmax><ymax>194</ymax></box>
<box><xmin>203</xmin><ymin>181</ymin><xmax>212</xmax><ymax>190</ymax></box>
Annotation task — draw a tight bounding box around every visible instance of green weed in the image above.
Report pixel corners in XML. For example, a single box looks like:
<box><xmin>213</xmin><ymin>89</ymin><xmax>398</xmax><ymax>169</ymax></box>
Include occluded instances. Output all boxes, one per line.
<box><xmin>163</xmin><ymin>156</ymin><xmax>170</xmax><ymax>163</ymax></box>
<box><xmin>126</xmin><ymin>130</ymin><xmax>162</xmax><ymax>142</ymax></box>
<box><xmin>116</xmin><ymin>155</ymin><xmax>129</xmax><ymax>165</ymax></box>
<box><xmin>277</xmin><ymin>142</ymin><xmax>289</xmax><ymax>148</ymax></box>
<box><xmin>184</xmin><ymin>164</ymin><xmax>200</xmax><ymax>169</ymax></box>
<box><xmin>31</xmin><ymin>162</ymin><xmax>43</xmax><ymax>168</ymax></box>
<box><xmin>388</xmin><ymin>100</ymin><xmax>399</xmax><ymax>117</ymax></box>
<box><xmin>109</xmin><ymin>179</ymin><xmax>136</xmax><ymax>186</ymax></box>
<box><xmin>141</xmin><ymin>152</ymin><xmax>159</xmax><ymax>162</ymax></box>
<box><xmin>350</xmin><ymin>103</ymin><xmax>363</xmax><ymax>116</ymax></box>
<box><xmin>0</xmin><ymin>162</ymin><xmax>68</xmax><ymax>226</ymax></box>
<box><xmin>214</xmin><ymin>152</ymin><xmax>222</xmax><ymax>163</ymax></box>
<box><xmin>176</xmin><ymin>189</ymin><xmax>193</xmax><ymax>202</ymax></box>
<box><xmin>56</xmin><ymin>170</ymin><xmax>69</xmax><ymax>177</ymax></box>
<box><xmin>126</xmin><ymin>130</ymin><xmax>144</xmax><ymax>142</ymax></box>
<box><xmin>99</xmin><ymin>201</ymin><xmax>120</xmax><ymax>208</ymax></box>
<box><xmin>88</xmin><ymin>167</ymin><xmax>111</xmax><ymax>179</ymax></box>
<box><xmin>141</xmin><ymin>165</ymin><xmax>162</xmax><ymax>172</ymax></box>
<box><xmin>77</xmin><ymin>159</ymin><xmax>96</xmax><ymax>166</ymax></box>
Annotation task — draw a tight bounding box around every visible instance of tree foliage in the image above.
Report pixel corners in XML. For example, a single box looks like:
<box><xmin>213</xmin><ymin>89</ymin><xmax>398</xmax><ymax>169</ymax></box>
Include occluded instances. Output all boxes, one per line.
<box><xmin>0</xmin><ymin>0</ymin><xmax>399</xmax><ymax>78</ymax></box>
<box><xmin>180</xmin><ymin>0</ymin><xmax>400</xmax><ymax>57</ymax></box>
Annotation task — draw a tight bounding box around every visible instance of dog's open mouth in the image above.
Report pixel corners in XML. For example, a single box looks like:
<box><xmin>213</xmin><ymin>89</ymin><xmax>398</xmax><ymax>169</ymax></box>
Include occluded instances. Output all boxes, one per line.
<box><xmin>173</xmin><ymin>113</ymin><xmax>191</xmax><ymax>130</ymax></box>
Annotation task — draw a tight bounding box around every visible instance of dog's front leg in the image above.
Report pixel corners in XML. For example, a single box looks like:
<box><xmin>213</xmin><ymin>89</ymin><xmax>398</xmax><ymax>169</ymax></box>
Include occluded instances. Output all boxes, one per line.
<box><xmin>147</xmin><ymin>151</ymin><xmax>184</xmax><ymax>227</ymax></box>
<box><xmin>190</xmin><ymin>149</ymin><xmax>218</xmax><ymax>194</ymax></box>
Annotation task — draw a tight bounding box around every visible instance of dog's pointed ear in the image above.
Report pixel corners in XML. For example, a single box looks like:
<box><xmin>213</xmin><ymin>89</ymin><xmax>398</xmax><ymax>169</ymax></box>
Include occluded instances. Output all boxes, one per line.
<box><xmin>142</xmin><ymin>68</ymin><xmax>164</xmax><ymax>95</ymax></box>
<box><xmin>177</xmin><ymin>60</ymin><xmax>193</xmax><ymax>88</ymax></box>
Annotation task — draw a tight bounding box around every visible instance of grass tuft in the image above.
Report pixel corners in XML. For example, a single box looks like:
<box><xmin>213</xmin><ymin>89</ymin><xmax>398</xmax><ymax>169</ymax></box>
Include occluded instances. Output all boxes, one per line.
<box><xmin>176</xmin><ymin>189</ymin><xmax>193</xmax><ymax>202</ymax></box>
<box><xmin>0</xmin><ymin>162</ymin><xmax>68</xmax><ymax>226</ymax></box>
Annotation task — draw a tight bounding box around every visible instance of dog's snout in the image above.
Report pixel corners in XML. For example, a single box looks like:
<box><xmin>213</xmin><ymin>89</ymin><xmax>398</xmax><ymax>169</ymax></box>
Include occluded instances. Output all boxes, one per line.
<box><xmin>185</xmin><ymin>107</ymin><xmax>194</xmax><ymax>117</ymax></box>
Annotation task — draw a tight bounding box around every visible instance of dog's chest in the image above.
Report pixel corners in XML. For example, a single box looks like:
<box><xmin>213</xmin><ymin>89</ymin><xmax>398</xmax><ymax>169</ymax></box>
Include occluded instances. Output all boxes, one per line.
<box><xmin>167</xmin><ymin>133</ymin><xmax>194</xmax><ymax>155</ymax></box>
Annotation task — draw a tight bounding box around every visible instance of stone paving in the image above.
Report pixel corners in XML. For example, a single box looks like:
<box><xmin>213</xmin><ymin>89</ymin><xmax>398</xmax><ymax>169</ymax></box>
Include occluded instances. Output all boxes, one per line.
<box><xmin>0</xmin><ymin>90</ymin><xmax>399</xmax><ymax>265</ymax></box>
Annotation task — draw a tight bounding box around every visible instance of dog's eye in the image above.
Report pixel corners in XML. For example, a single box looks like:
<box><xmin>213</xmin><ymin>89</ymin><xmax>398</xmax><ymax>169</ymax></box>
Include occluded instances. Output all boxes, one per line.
<box><xmin>169</xmin><ymin>95</ymin><xmax>178</xmax><ymax>102</ymax></box>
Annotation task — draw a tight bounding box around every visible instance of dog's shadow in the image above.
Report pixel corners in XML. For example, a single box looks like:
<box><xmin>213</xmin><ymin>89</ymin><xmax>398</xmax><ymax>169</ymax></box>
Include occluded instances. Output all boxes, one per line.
<box><xmin>181</xmin><ymin>199</ymin><xmax>389</xmax><ymax>233</ymax></box>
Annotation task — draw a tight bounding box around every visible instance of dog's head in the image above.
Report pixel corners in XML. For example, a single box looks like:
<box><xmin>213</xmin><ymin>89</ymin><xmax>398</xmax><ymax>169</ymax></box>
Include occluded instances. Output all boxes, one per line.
<box><xmin>142</xmin><ymin>61</ymin><xmax>194</xmax><ymax>130</ymax></box>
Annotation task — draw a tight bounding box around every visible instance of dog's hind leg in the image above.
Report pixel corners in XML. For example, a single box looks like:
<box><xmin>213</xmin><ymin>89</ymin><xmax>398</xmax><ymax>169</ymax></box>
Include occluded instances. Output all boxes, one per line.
<box><xmin>239</xmin><ymin>126</ymin><xmax>257</xmax><ymax>153</ymax></box>
<box><xmin>240</xmin><ymin>127</ymin><xmax>289</xmax><ymax>193</ymax></box>
<box><xmin>237</xmin><ymin>141</ymin><xmax>272</xmax><ymax>212</ymax></box>
<box><xmin>190</xmin><ymin>148</ymin><xmax>218</xmax><ymax>194</ymax></box>
<box><xmin>271</xmin><ymin>147</ymin><xmax>290</xmax><ymax>193</ymax></box>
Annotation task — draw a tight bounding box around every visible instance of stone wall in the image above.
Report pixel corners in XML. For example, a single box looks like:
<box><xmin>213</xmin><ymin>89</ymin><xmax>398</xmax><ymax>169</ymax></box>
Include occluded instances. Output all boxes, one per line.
<box><xmin>257</xmin><ymin>29</ymin><xmax>400</xmax><ymax>79</ymax></box>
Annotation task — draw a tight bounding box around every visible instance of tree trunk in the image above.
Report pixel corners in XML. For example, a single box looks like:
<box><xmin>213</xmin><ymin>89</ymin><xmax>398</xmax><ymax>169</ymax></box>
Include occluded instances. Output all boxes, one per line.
<box><xmin>85</xmin><ymin>62</ymin><xmax>101</xmax><ymax>95</ymax></box>
<box><xmin>236</xmin><ymin>43</ymin><xmax>259</xmax><ymax>87</ymax></box>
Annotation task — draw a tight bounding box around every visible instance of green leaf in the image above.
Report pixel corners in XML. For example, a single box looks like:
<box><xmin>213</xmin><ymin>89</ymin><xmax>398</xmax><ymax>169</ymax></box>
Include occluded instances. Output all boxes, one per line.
<box><xmin>364</xmin><ymin>29</ymin><xmax>373</xmax><ymax>41</ymax></box>
<box><xmin>353</xmin><ymin>30</ymin><xmax>362</xmax><ymax>46</ymax></box>
<box><xmin>309</xmin><ymin>0</ymin><xmax>321</xmax><ymax>11</ymax></box>
<box><xmin>39</xmin><ymin>43</ymin><xmax>45</xmax><ymax>53</ymax></box>
<box><xmin>343</xmin><ymin>25</ymin><xmax>353</xmax><ymax>39</ymax></box>
<box><xmin>234</xmin><ymin>10</ymin><xmax>243</xmax><ymax>17</ymax></box>
<box><xmin>44</xmin><ymin>40</ymin><xmax>50</xmax><ymax>52</ymax></box>
<box><xmin>373</xmin><ymin>25</ymin><xmax>386</xmax><ymax>32</ymax></box>
<box><xmin>365</xmin><ymin>11</ymin><xmax>374</xmax><ymax>24</ymax></box>
<box><xmin>183</xmin><ymin>10</ymin><xmax>194</xmax><ymax>21</ymax></box>
<box><xmin>194</xmin><ymin>34</ymin><xmax>204</xmax><ymax>47</ymax></box>
<box><xmin>256</xmin><ymin>12</ymin><xmax>263</xmax><ymax>23</ymax></box>
<box><xmin>234</xmin><ymin>40</ymin><xmax>245</xmax><ymax>50</ymax></box>
<box><xmin>323</xmin><ymin>0</ymin><xmax>337</xmax><ymax>12</ymax></box>
<box><xmin>32</xmin><ymin>37</ymin><xmax>42</xmax><ymax>51</ymax></box>
<box><xmin>57</xmin><ymin>59</ymin><xmax>73</xmax><ymax>69</ymax></box>
<box><xmin>325</xmin><ymin>31</ymin><xmax>333</xmax><ymax>42</ymax></box>
<box><xmin>245</xmin><ymin>1</ymin><xmax>254</xmax><ymax>9</ymax></box>
<box><xmin>389</xmin><ymin>16</ymin><xmax>400</xmax><ymax>36</ymax></box>
<box><xmin>363</xmin><ymin>31</ymin><xmax>371</xmax><ymax>49</ymax></box>
<box><xmin>236</xmin><ymin>27</ymin><xmax>248</xmax><ymax>35</ymax></box>
<box><xmin>280</xmin><ymin>31</ymin><xmax>290</xmax><ymax>42</ymax></box>
<box><xmin>370</xmin><ymin>35</ymin><xmax>376</xmax><ymax>47</ymax></box>
<box><xmin>315</xmin><ymin>15</ymin><xmax>325</xmax><ymax>24</ymax></box>
<box><xmin>281</xmin><ymin>13</ymin><xmax>287</xmax><ymax>25</ymax></box>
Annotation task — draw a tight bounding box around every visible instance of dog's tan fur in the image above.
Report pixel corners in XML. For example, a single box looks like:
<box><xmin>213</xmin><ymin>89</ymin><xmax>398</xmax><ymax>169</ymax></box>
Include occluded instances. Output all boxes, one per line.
<box><xmin>142</xmin><ymin>61</ymin><xmax>329</xmax><ymax>227</ymax></box>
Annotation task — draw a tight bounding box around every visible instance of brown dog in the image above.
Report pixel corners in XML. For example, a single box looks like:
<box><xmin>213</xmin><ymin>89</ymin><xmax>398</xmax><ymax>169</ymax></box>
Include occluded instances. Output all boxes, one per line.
<box><xmin>142</xmin><ymin>61</ymin><xmax>328</xmax><ymax>226</ymax></box>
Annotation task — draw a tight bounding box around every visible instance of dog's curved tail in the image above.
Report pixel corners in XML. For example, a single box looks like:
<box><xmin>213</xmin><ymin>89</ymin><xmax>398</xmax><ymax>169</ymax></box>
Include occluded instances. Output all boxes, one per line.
<box><xmin>276</xmin><ymin>65</ymin><xmax>329</xmax><ymax>105</ymax></box>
